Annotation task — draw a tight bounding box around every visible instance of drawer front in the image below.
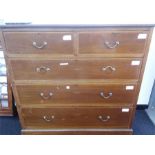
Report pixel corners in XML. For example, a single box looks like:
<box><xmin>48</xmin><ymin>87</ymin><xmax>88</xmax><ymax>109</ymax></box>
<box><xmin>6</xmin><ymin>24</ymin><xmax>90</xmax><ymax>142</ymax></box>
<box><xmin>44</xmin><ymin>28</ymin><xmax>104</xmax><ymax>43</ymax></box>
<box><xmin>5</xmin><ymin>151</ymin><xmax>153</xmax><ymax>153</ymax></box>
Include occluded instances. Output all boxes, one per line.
<box><xmin>79</xmin><ymin>31</ymin><xmax>148</xmax><ymax>55</ymax></box>
<box><xmin>15</xmin><ymin>83</ymin><xmax>137</xmax><ymax>105</ymax></box>
<box><xmin>21</xmin><ymin>107</ymin><xmax>133</xmax><ymax>128</ymax></box>
<box><xmin>10</xmin><ymin>58</ymin><xmax>142</xmax><ymax>80</ymax></box>
<box><xmin>4</xmin><ymin>32</ymin><xmax>74</xmax><ymax>54</ymax></box>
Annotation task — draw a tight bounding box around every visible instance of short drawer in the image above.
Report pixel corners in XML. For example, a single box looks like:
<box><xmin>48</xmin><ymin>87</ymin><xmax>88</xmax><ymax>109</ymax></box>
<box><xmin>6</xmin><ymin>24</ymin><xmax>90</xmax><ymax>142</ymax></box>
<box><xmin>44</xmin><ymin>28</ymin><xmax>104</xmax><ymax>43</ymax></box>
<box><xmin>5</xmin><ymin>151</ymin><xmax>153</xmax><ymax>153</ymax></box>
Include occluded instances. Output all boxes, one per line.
<box><xmin>4</xmin><ymin>32</ymin><xmax>74</xmax><ymax>55</ymax></box>
<box><xmin>79</xmin><ymin>31</ymin><xmax>148</xmax><ymax>55</ymax></box>
<box><xmin>10</xmin><ymin>58</ymin><xmax>142</xmax><ymax>80</ymax></box>
<box><xmin>14</xmin><ymin>83</ymin><xmax>138</xmax><ymax>105</ymax></box>
<box><xmin>21</xmin><ymin>107</ymin><xmax>133</xmax><ymax>128</ymax></box>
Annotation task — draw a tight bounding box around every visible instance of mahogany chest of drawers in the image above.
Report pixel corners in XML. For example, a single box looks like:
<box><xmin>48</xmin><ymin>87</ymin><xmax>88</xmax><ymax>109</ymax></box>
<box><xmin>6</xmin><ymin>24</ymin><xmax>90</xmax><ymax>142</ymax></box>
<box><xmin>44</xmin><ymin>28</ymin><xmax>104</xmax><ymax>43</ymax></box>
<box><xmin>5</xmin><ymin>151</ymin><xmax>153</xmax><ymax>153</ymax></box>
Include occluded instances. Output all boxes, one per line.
<box><xmin>0</xmin><ymin>25</ymin><xmax>153</xmax><ymax>134</ymax></box>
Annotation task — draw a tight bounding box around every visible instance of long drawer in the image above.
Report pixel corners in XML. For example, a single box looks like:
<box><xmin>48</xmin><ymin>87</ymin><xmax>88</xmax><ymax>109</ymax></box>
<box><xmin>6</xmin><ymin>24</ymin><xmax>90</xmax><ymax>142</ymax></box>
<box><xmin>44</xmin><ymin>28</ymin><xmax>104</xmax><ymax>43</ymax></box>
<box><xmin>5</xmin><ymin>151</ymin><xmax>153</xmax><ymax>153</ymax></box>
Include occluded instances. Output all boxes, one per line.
<box><xmin>21</xmin><ymin>107</ymin><xmax>133</xmax><ymax>128</ymax></box>
<box><xmin>3</xmin><ymin>32</ymin><xmax>74</xmax><ymax>54</ymax></box>
<box><xmin>14</xmin><ymin>83</ymin><xmax>137</xmax><ymax>105</ymax></box>
<box><xmin>9</xmin><ymin>58</ymin><xmax>142</xmax><ymax>80</ymax></box>
<box><xmin>79</xmin><ymin>31</ymin><xmax>148</xmax><ymax>55</ymax></box>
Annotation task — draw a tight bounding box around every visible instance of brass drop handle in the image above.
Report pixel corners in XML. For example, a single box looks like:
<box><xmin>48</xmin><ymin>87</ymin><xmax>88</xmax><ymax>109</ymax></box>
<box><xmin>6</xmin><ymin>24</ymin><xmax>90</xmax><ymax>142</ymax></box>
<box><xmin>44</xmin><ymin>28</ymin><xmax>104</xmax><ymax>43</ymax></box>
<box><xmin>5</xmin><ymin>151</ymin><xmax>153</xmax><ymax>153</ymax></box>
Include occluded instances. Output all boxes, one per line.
<box><xmin>43</xmin><ymin>115</ymin><xmax>55</xmax><ymax>122</ymax></box>
<box><xmin>100</xmin><ymin>92</ymin><xmax>112</xmax><ymax>99</ymax></box>
<box><xmin>36</xmin><ymin>66</ymin><xmax>51</xmax><ymax>73</ymax></box>
<box><xmin>32</xmin><ymin>41</ymin><xmax>47</xmax><ymax>49</ymax></box>
<box><xmin>98</xmin><ymin>115</ymin><xmax>110</xmax><ymax>122</ymax></box>
<box><xmin>104</xmin><ymin>41</ymin><xmax>119</xmax><ymax>49</ymax></box>
<box><xmin>102</xmin><ymin>66</ymin><xmax>116</xmax><ymax>72</ymax></box>
<box><xmin>40</xmin><ymin>92</ymin><xmax>53</xmax><ymax>100</ymax></box>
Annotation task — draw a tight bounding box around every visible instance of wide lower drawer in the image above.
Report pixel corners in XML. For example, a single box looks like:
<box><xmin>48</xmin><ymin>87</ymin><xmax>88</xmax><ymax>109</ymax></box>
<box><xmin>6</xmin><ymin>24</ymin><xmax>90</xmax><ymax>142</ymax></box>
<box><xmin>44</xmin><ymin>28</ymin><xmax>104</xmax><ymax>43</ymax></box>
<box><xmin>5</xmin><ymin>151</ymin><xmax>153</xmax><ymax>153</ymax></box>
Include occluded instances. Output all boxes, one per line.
<box><xmin>14</xmin><ymin>83</ymin><xmax>137</xmax><ymax>105</ymax></box>
<box><xmin>9</xmin><ymin>58</ymin><xmax>142</xmax><ymax>80</ymax></box>
<box><xmin>21</xmin><ymin>107</ymin><xmax>133</xmax><ymax>128</ymax></box>
<box><xmin>4</xmin><ymin>32</ymin><xmax>74</xmax><ymax>55</ymax></box>
<box><xmin>79</xmin><ymin>31</ymin><xmax>148</xmax><ymax>55</ymax></box>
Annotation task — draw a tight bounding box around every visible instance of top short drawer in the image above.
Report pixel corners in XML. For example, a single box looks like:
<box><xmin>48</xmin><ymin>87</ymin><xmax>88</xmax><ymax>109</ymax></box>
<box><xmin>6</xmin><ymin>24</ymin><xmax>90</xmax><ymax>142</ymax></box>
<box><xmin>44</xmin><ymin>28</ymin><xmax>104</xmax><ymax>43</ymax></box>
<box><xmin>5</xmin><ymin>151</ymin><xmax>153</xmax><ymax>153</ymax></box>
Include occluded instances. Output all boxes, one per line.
<box><xmin>3</xmin><ymin>32</ymin><xmax>74</xmax><ymax>55</ymax></box>
<box><xmin>79</xmin><ymin>31</ymin><xmax>149</xmax><ymax>56</ymax></box>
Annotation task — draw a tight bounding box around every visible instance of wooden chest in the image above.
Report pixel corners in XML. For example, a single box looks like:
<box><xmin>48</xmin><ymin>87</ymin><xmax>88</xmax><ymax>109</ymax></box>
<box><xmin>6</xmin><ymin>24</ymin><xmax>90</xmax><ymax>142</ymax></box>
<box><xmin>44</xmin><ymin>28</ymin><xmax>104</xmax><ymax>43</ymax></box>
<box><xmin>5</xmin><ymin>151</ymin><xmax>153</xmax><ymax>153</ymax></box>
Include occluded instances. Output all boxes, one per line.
<box><xmin>0</xmin><ymin>25</ymin><xmax>153</xmax><ymax>134</ymax></box>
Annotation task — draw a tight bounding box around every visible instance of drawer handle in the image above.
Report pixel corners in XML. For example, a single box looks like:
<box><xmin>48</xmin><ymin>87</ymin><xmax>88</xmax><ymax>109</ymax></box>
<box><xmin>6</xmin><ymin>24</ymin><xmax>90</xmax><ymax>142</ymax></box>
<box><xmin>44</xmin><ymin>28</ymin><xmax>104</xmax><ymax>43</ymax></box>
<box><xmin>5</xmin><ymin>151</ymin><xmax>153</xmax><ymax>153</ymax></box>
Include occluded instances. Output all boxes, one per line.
<box><xmin>98</xmin><ymin>115</ymin><xmax>110</xmax><ymax>122</ymax></box>
<box><xmin>102</xmin><ymin>66</ymin><xmax>116</xmax><ymax>72</ymax></box>
<box><xmin>43</xmin><ymin>115</ymin><xmax>55</xmax><ymax>122</ymax></box>
<box><xmin>104</xmin><ymin>41</ymin><xmax>119</xmax><ymax>49</ymax></box>
<box><xmin>100</xmin><ymin>92</ymin><xmax>112</xmax><ymax>99</ymax></box>
<box><xmin>36</xmin><ymin>66</ymin><xmax>51</xmax><ymax>73</ymax></box>
<box><xmin>40</xmin><ymin>92</ymin><xmax>53</xmax><ymax>100</ymax></box>
<box><xmin>32</xmin><ymin>41</ymin><xmax>47</xmax><ymax>49</ymax></box>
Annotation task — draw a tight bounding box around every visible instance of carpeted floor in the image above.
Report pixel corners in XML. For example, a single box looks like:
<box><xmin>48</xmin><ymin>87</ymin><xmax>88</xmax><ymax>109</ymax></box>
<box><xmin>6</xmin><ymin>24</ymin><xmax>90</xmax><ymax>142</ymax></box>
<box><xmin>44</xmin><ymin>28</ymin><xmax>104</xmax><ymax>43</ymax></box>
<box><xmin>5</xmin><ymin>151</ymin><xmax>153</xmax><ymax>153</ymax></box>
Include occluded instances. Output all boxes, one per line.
<box><xmin>132</xmin><ymin>110</ymin><xmax>155</xmax><ymax>135</ymax></box>
<box><xmin>0</xmin><ymin>110</ymin><xmax>155</xmax><ymax>135</ymax></box>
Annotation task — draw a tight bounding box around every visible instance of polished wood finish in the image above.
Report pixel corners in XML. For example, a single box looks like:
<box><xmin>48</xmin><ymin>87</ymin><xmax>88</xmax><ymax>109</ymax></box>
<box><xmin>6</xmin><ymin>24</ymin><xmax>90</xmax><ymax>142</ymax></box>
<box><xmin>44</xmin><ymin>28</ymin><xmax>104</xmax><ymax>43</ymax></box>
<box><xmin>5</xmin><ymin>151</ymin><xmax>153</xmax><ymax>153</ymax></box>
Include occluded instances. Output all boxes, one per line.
<box><xmin>1</xmin><ymin>25</ymin><xmax>153</xmax><ymax>134</ymax></box>
<box><xmin>4</xmin><ymin>32</ymin><xmax>74</xmax><ymax>55</ymax></box>
<box><xmin>21</xmin><ymin>107</ymin><xmax>133</xmax><ymax>128</ymax></box>
<box><xmin>14</xmin><ymin>83</ymin><xmax>138</xmax><ymax>106</ymax></box>
<box><xmin>21</xmin><ymin>128</ymin><xmax>133</xmax><ymax>135</ymax></box>
<box><xmin>79</xmin><ymin>31</ymin><xmax>148</xmax><ymax>55</ymax></box>
<box><xmin>9</xmin><ymin>58</ymin><xmax>142</xmax><ymax>80</ymax></box>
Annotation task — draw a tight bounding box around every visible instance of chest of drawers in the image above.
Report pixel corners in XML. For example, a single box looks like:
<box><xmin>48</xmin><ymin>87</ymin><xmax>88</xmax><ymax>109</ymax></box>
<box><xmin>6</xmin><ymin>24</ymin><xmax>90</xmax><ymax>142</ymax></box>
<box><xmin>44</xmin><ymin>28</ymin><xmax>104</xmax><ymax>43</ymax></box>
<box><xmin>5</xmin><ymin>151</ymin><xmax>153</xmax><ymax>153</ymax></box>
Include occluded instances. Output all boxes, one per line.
<box><xmin>0</xmin><ymin>25</ymin><xmax>153</xmax><ymax>134</ymax></box>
